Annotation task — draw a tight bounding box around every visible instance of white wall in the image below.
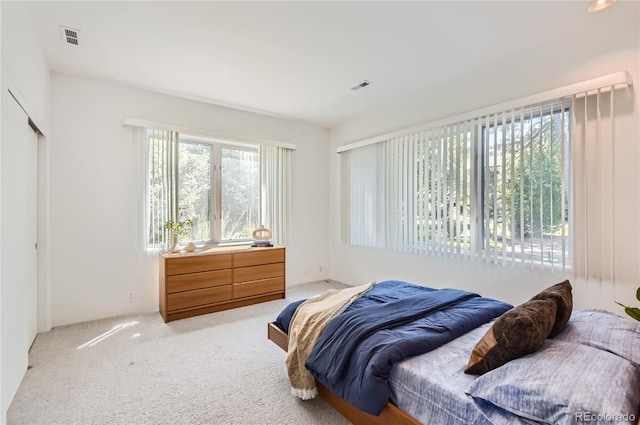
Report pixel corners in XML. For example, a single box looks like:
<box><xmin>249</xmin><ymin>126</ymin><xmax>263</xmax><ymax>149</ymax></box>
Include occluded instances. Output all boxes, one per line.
<box><xmin>0</xmin><ymin>2</ymin><xmax>51</xmax><ymax>423</ymax></box>
<box><xmin>329</xmin><ymin>2</ymin><xmax>640</xmax><ymax>312</ymax></box>
<box><xmin>49</xmin><ymin>73</ymin><xmax>330</xmax><ymax>327</ymax></box>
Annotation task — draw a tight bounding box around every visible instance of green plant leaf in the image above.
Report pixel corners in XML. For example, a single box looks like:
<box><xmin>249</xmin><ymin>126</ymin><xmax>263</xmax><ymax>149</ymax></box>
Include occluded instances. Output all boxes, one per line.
<box><xmin>624</xmin><ymin>306</ymin><xmax>640</xmax><ymax>322</ymax></box>
<box><xmin>636</xmin><ymin>287</ymin><xmax>640</xmax><ymax>302</ymax></box>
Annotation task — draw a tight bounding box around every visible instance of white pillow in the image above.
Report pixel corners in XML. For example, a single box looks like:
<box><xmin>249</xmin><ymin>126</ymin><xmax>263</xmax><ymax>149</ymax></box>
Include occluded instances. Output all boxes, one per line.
<box><xmin>466</xmin><ymin>340</ymin><xmax>640</xmax><ymax>424</ymax></box>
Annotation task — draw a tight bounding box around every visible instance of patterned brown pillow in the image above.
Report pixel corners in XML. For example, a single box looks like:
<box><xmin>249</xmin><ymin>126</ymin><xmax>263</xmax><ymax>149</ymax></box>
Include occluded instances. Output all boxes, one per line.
<box><xmin>530</xmin><ymin>280</ymin><xmax>573</xmax><ymax>338</ymax></box>
<box><xmin>465</xmin><ymin>298</ymin><xmax>557</xmax><ymax>375</ymax></box>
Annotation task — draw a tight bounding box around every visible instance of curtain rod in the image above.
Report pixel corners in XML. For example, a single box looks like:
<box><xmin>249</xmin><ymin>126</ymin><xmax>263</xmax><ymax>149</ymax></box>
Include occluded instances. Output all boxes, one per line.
<box><xmin>122</xmin><ymin>117</ymin><xmax>297</xmax><ymax>150</ymax></box>
<box><xmin>337</xmin><ymin>71</ymin><xmax>633</xmax><ymax>153</ymax></box>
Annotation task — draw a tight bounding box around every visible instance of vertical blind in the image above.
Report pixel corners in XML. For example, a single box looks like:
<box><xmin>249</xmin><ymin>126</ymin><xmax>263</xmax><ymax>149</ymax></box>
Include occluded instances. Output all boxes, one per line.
<box><xmin>132</xmin><ymin>127</ymin><xmax>180</xmax><ymax>252</ymax></box>
<box><xmin>342</xmin><ymin>102</ymin><xmax>570</xmax><ymax>268</ymax></box>
<box><xmin>572</xmin><ymin>88</ymin><xmax>619</xmax><ymax>282</ymax></box>
<box><xmin>341</xmin><ymin>72</ymin><xmax>632</xmax><ymax>277</ymax></box>
<box><xmin>260</xmin><ymin>144</ymin><xmax>292</xmax><ymax>246</ymax></box>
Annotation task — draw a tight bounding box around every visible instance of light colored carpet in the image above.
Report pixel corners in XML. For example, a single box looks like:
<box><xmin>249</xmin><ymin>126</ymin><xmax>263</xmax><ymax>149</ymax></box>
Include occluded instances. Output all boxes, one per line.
<box><xmin>8</xmin><ymin>280</ymin><xmax>352</xmax><ymax>425</ymax></box>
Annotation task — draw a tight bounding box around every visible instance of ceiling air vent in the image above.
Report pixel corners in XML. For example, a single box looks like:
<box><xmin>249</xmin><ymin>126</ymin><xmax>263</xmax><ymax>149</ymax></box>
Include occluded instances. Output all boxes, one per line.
<box><xmin>351</xmin><ymin>80</ymin><xmax>373</xmax><ymax>91</ymax></box>
<box><xmin>59</xmin><ymin>25</ymin><xmax>80</xmax><ymax>46</ymax></box>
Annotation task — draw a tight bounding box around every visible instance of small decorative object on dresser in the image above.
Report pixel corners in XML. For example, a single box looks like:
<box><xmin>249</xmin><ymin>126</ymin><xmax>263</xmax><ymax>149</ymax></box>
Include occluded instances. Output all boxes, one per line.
<box><xmin>164</xmin><ymin>218</ymin><xmax>192</xmax><ymax>253</ymax></box>
<box><xmin>159</xmin><ymin>245</ymin><xmax>285</xmax><ymax>322</ymax></box>
<box><xmin>251</xmin><ymin>225</ymin><xmax>273</xmax><ymax>247</ymax></box>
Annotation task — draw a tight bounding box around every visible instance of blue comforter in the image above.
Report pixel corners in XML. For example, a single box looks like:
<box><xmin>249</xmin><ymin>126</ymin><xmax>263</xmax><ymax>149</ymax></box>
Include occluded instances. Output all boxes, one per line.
<box><xmin>303</xmin><ymin>280</ymin><xmax>512</xmax><ymax>415</ymax></box>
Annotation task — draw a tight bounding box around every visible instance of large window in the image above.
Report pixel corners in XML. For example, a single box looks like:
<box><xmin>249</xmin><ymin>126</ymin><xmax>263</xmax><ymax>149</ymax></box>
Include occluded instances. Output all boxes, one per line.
<box><xmin>175</xmin><ymin>134</ymin><xmax>260</xmax><ymax>243</ymax></box>
<box><xmin>340</xmin><ymin>72</ymin><xmax>633</xmax><ymax>280</ymax></box>
<box><xmin>342</xmin><ymin>100</ymin><xmax>571</xmax><ymax>269</ymax></box>
<box><xmin>146</xmin><ymin>131</ymin><xmax>260</xmax><ymax>247</ymax></box>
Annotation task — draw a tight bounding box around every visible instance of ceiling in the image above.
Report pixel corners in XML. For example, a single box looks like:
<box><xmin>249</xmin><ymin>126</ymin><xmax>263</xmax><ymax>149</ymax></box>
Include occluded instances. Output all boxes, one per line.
<box><xmin>24</xmin><ymin>1</ymin><xmax>637</xmax><ymax>128</ymax></box>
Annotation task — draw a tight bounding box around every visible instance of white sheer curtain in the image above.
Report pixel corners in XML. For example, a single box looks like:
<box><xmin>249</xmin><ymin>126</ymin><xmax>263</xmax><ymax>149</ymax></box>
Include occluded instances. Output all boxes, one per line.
<box><xmin>132</xmin><ymin>126</ymin><xmax>179</xmax><ymax>254</ymax></box>
<box><xmin>260</xmin><ymin>145</ymin><xmax>292</xmax><ymax>246</ymax></box>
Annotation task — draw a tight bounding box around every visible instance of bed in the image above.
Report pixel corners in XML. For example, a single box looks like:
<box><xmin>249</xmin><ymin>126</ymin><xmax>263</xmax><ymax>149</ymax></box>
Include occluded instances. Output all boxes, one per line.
<box><xmin>267</xmin><ymin>280</ymin><xmax>640</xmax><ymax>425</ymax></box>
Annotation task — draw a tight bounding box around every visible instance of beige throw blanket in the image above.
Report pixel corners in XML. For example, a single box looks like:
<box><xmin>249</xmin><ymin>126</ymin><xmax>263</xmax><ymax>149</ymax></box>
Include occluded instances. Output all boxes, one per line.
<box><xmin>286</xmin><ymin>282</ymin><xmax>374</xmax><ymax>400</ymax></box>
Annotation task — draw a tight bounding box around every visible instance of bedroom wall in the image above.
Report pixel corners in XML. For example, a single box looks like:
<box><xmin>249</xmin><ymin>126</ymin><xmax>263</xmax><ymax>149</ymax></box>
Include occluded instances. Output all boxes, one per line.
<box><xmin>0</xmin><ymin>2</ymin><xmax>51</xmax><ymax>423</ymax></box>
<box><xmin>328</xmin><ymin>2</ymin><xmax>640</xmax><ymax>313</ymax></box>
<box><xmin>49</xmin><ymin>73</ymin><xmax>330</xmax><ymax>327</ymax></box>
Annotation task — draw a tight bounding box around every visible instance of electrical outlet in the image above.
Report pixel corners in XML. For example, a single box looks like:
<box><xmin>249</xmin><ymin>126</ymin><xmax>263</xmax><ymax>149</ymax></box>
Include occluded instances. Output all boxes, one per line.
<box><xmin>304</xmin><ymin>267</ymin><xmax>308</xmax><ymax>275</ymax></box>
<box><xmin>128</xmin><ymin>291</ymin><xmax>134</xmax><ymax>302</ymax></box>
<box><xmin>319</xmin><ymin>265</ymin><xmax>324</xmax><ymax>273</ymax></box>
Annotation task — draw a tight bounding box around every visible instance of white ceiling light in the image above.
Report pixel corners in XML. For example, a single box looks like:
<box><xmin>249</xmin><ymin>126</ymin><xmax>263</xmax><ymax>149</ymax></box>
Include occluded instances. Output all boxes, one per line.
<box><xmin>587</xmin><ymin>0</ymin><xmax>617</xmax><ymax>13</ymax></box>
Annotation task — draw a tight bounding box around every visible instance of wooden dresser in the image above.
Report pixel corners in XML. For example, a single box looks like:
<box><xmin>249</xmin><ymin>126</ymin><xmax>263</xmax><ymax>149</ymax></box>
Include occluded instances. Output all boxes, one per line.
<box><xmin>159</xmin><ymin>246</ymin><xmax>285</xmax><ymax>322</ymax></box>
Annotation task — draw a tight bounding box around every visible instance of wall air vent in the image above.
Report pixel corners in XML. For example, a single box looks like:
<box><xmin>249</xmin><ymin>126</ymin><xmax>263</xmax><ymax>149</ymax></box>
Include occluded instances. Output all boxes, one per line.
<box><xmin>351</xmin><ymin>80</ymin><xmax>373</xmax><ymax>91</ymax></box>
<box><xmin>59</xmin><ymin>25</ymin><xmax>80</xmax><ymax>46</ymax></box>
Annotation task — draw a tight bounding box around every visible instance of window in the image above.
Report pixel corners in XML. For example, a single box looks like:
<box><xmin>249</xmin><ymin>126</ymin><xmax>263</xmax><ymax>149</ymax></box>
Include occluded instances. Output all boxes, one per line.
<box><xmin>342</xmin><ymin>100</ymin><xmax>571</xmax><ymax>269</ymax></box>
<box><xmin>178</xmin><ymin>137</ymin><xmax>213</xmax><ymax>241</ymax></box>
<box><xmin>340</xmin><ymin>72</ymin><xmax>632</xmax><ymax>280</ymax></box>
<box><xmin>479</xmin><ymin>105</ymin><xmax>570</xmax><ymax>267</ymax></box>
<box><xmin>220</xmin><ymin>146</ymin><xmax>260</xmax><ymax>240</ymax></box>
<box><xmin>135</xmin><ymin>126</ymin><xmax>292</xmax><ymax>252</ymax></box>
<box><xmin>177</xmin><ymin>137</ymin><xmax>262</xmax><ymax>242</ymax></box>
<box><xmin>151</xmin><ymin>133</ymin><xmax>260</xmax><ymax>245</ymax></box>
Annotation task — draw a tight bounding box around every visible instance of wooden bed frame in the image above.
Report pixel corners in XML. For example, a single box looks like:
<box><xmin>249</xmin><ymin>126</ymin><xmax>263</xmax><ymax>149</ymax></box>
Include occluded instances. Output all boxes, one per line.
<box><xmin>267</xmin><ymin>322</ymin><xmax>420</xmax><ymax>425</ymax></box>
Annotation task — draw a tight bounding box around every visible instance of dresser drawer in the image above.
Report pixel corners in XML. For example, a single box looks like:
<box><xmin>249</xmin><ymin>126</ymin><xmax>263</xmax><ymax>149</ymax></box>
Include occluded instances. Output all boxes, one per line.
<box><xmin>165</xmin><ymin>254</ymin><xmax>232</xmax><ymax>276</ymax></box>
<box><xmin>234</xmin><ymin>277</ymin><xmax>285</xmax><ymax>299</ymax></box>
<box><xmin>167</xmin><ymin>285</ymin><xmax>232</xmax><ymax>311</ymax></box>
<box><xmin>233</xmin><ymin>263</ymin><xmax>284</xmax><ymax>284</ymax></box>
<box><xmin>233</xmin><ymin>248</ymin><xmax>285</xmax><ymax>268</ymax></box>
<box><xmin>167</xmin><ymin>269</ymin><xmax>232</xmax><ymax>294</ymax></box>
